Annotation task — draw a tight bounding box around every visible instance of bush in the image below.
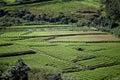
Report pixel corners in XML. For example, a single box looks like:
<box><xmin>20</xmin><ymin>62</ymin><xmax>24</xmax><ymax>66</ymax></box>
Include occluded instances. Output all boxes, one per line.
<box><xmin>76</xmin><ymin>19</ymin><xmax>90</xmax><ymax>27</ymax></box>
<box><xmin>0</xmin><ymin>9</ymin><xmax>77</xmax><ymax>27</ymax></box>
<box><xmin>110</xmin><ymin>27</ymin><xmax>120</xmax><ymax>37</ymax></box>
<box><xmin>0</xmin><ymin>58</ymin><xmax>31</xmax><ymax>80</ymax></box>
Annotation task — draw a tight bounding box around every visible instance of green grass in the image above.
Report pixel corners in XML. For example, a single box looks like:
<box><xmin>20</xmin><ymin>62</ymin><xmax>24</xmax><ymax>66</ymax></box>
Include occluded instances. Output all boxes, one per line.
<box><xmin>0</xmin><ymin>30</ymin><xmax>106</xmax><ymax>38</ymax></box>
<box><xmin>76</xmin><ymin>56</ymin><xmax>118</xmax><ymax>66</ymax></box>
<box><xmin>0</xmin><ymin>39</ymin><xmax>6</xmax><ymax>44</ymax></box>
<box><xmin>0</xmin><ymin>39</ymin><xmax>12</xmax><ymax>46</ymax></box>
<box><xmin>0</xmin><ymin>0</ymin><xmax>119</xmax><ymax>79</ymax></box>
<box><xmin>63</xmin><ymin>64</ymin><xmax>120</xmax><ymax>80</ymax></box>
<box><xmin>33</xmin><ymin>46</ymin><xmax>80</xmax><ymax>61</ymax></box>
<box><xmin>81</xmin><ymin>0</ymin><xmax>100</xmax><ymax>9</ymax></box>
<box><xmin>19</xmin><ymin>31</ymin><xmax>106</xmax><ymax>37</ymax></box>
<box><xmin>15</xmin><ymin>41</ymin><xmax>55</xmax><ymax>46</ymax></box>
<box><xmin>0</xmin><ymin>52</ymin><xmax>74</xmax><ymax>71</ymax></box>
<box><xmin>0</xmin><ymin>41</ymin><xmax>120</xmax><ymax>80</ymax></box>
<box><xmin>30</xmin><ymin>1</ymin><xmax>99</xmax><ymax>15</ymax></box>
<box><xmin>0</xmin><ymin>45</ymin><xmax>35</xmax><ymax>57</ymax></box>
<box><xmin>7</xmin><ymin>24</ymin><xmax>72</xmax><ymax>29</ymax></box>
<box><xmin>76</xmin><ymin>42</ymin><xmax>120</xmax><ymax>58</ymax></box>
<box><xmin>0</xmin><ymin>24</ymin><xmax>120</xmax><ymax>80</ymax></box>
<box><xmin>49</xmin><ymin>35</ymin><xmax>120</xmax><ymax>42</ymax></box>
<box><xmin>0</xmin><ymin>31</ymin><xmax>26</xmax><ymax>38</ymax></box>
<box><xmin>0</xmin><ymin>45</ymin><xmax>30</xmax><ymax>53</ymax></box>
<box><xmin>1</xmin><ymin>0</ymin><xmax>100</xmax><ymax>15</ymax></box>
<box><xmin>3</xmin><ymin>0</ymin><xmax>15</xmax><ymax>3</ymax></box>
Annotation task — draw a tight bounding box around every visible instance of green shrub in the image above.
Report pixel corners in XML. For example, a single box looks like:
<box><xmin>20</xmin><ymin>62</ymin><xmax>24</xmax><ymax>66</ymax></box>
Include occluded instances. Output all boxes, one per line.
<box><xmin>111</xmin><ymin>27</ymin><xmax>120</xmax><ymax>37</ymax></box>
<box><xmin>76</xmin><ymin>19</ymin><xmax>90</xmax><ymax>27</ymax></box>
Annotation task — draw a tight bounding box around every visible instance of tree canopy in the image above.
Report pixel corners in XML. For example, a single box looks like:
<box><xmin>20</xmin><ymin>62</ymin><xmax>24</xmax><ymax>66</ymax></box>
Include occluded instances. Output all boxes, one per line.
<box><xmin>105</xmin><ymin>0</ymin><xmax>120</xmax><ymax>21</ymax></box>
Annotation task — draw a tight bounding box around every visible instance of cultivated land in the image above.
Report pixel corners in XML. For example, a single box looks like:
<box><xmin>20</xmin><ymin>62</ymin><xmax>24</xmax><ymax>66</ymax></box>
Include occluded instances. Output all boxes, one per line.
<box><xmin>0</xmin><ymin>24</ymin><xmax>120</xmax><ymax>80</ymax></box>
<box><xmin>1</xmin><ymin>0</ymin><xmax>100</xmax><ymax>15</ymax></box>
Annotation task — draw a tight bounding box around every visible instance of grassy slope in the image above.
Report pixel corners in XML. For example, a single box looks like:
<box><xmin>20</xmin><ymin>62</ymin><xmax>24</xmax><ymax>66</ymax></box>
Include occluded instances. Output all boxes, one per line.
<box><xmin>7</xmin><ymin>24</ymin><xmax>72</xmax><ymax>29</ymax></box>
<box><xmin>0</xmin><ymin>0</ymin><xmax>15</xmax><ymax>3</ymax></box>
<box><xmin>1</xmin><ymin>0</ymin><xmax>100</xmax><ymax>15</ymax></box>
<box><xmin>4</xmin><ymin>0</ymin><xmax>15</xmax><ymax>3</ymax></box>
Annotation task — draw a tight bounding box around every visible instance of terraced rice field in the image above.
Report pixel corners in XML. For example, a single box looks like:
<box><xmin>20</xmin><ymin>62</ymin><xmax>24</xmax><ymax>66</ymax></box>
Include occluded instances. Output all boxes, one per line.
<box><xmin>0</xmin><ymin>24</ymin><xmax>120</xmax><ymax>80</ymax></box>
<box><xmin>49</xmin><ymin>35</ymin><xmax>120</xmax><ymax>42</ymax></box>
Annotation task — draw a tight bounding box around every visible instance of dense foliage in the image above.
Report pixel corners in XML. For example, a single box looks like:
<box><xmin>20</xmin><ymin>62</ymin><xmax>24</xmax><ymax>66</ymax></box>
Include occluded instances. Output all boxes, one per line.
<box><xmin>92</xmin><ymin>0</ymin><xmax>120</xmax><ymax>37</ymax></box>
<box><xmin>0</xmin><ymin>0</ymin><xmax>120</xmax><ymax>80</ymax></box>
<box><xmin>105</xmin><ymin>0</ymin><xmax>120</xmax><ymax>21</ymax></box>
<box><xmin>0</xmin><ymin>58</ymin><xmax>30</xmax><ymax>80</ymax></box>
<box><xmin>0</xmin><ymin>9</ymin><xmax>77</xmax><ymax>28</ymax></box>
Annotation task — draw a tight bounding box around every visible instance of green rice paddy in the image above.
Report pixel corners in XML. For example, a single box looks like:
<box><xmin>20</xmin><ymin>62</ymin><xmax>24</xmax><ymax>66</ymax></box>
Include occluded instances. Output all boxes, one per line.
<box><xmin>0</xmin><ymin>24</ymin><xmax>120</xmax><ymax>80</ymax></box>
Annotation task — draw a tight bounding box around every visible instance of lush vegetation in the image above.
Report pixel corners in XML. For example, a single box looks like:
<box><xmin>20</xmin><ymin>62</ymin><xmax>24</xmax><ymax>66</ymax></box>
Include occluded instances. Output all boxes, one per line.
<box><xmin>1</xmin><ymin>0</ymin><xmax>119</xmax><ymax>37</ymax></box>
<box><xmin>0</xmin><ymin>0</ymin><xmax>100</xmax><ymax>27</ymax></box>
<box><xmin>95</xmin><ymin>0</ymin><xmax>120</xmax><ymax>37</ymax></box>
<box><xmin>0</xmin><ymin>0</ymin><xmax>120</xmax><ymax>80</ymax></box>
<box><xmin>0</xmin><ymin>24</ymin><xmax>120</xmax><ymax>80</ymax></box>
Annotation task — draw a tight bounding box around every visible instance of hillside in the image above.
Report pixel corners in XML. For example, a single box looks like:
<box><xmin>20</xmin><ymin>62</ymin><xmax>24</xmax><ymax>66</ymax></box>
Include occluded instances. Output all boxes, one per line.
<box><xmin>0</xmin><ymin>0</ymin><xmax>119</xmax><ymax>36</ymax></box>
<box><xmin>1</xmin><ymin>0</ymin><xmax>100</xmax><ymax>14</ymax></box>
<box><xmin>0</xmin><ymin>0</ymin><xmax>100</xmax><ymax>27</ymax></box>
<box><xmin>0</xmin><ymin>0</ymin><xmax>120</xmax><ymax>80</ymax></box>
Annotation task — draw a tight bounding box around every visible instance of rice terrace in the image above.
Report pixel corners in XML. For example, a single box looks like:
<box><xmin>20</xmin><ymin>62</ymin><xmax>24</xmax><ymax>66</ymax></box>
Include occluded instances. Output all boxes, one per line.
<box><xmin>0</xmin><ymin>0</ymin><xmax>120</xmax><ymax>80</ymax></box>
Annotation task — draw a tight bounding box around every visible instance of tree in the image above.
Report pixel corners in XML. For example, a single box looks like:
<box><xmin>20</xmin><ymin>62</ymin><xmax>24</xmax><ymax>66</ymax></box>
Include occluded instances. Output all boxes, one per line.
<box><xmin>1</xmin><ymin>58</ymin><xmax>31</xmax><ymax>80</ymax></box>
<box><xmin>105</xmin><ymin>0</ymin><xmax>120</xmax><ymax>21</ymax></box>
